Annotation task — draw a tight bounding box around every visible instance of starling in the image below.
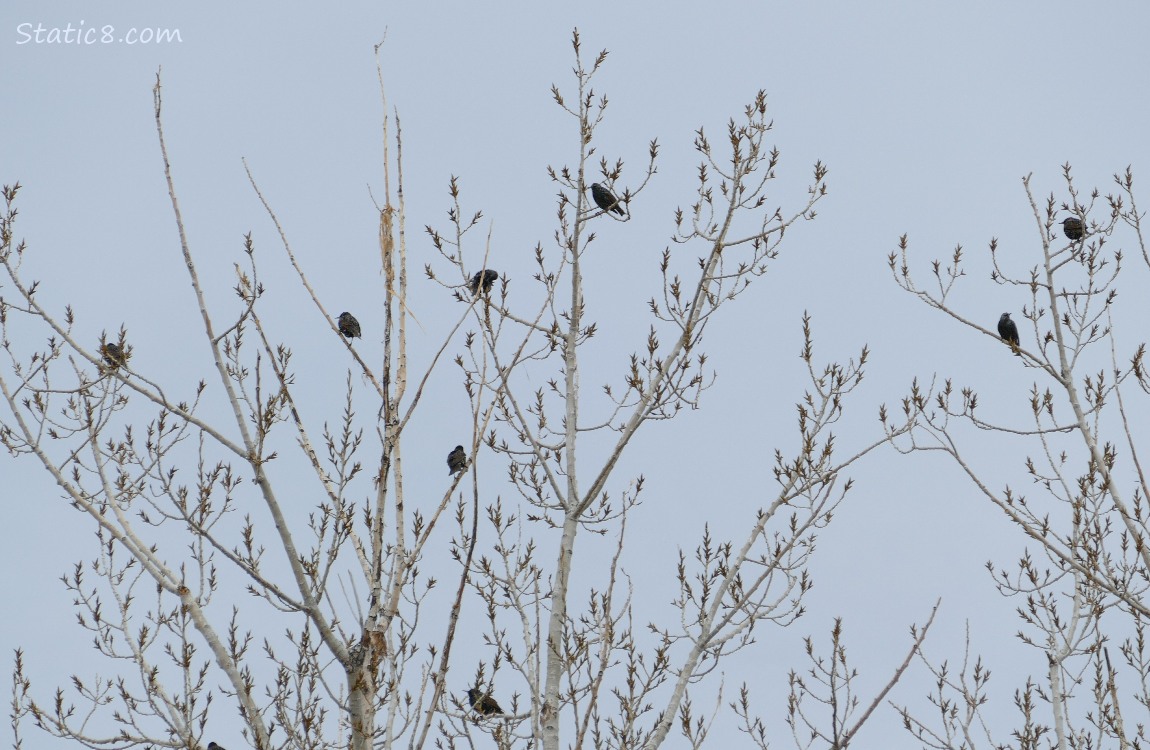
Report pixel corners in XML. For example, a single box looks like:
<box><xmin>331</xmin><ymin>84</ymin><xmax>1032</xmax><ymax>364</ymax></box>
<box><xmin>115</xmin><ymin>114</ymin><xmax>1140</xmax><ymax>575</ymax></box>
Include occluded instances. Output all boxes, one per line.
<box><xmin>1062</xmin><ymin>217</ymin><xmax>1085</xmax><ymax>241</ymax></box>
<box><xmin>468</xmin><ymin>269</ymin><xmax>499</xmax><ymax>296</ymax></box>
<box><xmin>207</xmin><ymin>743</ymin><xmax>227</xmax><ymax>750</ymax></box>
<box><xmin>467</xmin><ymin>687</ymin><xmax>504</xmax><ymax>716</ymax></box>
<box><xmin>338</xmin><ymin>312</ymin><xmax>362</xmax><ymax>339</ymax></box>
<box><xmin>101</xmin><ymin>341</ymin><xmax>128</xmax><ymax>368</ymax></box>
<box><xmin>590</xmin><ymin>183</ymin><xmax>625</xmax><ymax>216</ymax></box>
<box><xmin>997</xmin><ymin>312</ymin><xmax>1021</xmax><ymax>356</ymax></box>
<box><xmin>447</xmin><ymin>445</ymin><xmax>467</xmax><ymax>475</ymax></box>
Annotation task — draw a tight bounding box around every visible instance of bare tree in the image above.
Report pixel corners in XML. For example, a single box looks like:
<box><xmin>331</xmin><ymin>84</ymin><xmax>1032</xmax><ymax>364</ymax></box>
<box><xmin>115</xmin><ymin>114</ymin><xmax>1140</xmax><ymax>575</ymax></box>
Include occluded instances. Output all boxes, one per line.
<box><xmin>889</xmin><ymin>164</ymin><xmax>1150</xmax><ymax>749</ymax></box>
<box><xmin>4</xmin><ymin>30</ymin><xmax>917</xmax><ymax>750</ymax></box>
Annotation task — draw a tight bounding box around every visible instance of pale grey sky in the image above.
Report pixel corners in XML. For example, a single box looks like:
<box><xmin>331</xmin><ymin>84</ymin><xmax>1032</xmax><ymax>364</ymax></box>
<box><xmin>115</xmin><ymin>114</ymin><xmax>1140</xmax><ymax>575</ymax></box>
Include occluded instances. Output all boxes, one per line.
<box><xmin>3</xmin><ymin>1</ymin><xmax>1149</xmax><ymax>747</ymax></box>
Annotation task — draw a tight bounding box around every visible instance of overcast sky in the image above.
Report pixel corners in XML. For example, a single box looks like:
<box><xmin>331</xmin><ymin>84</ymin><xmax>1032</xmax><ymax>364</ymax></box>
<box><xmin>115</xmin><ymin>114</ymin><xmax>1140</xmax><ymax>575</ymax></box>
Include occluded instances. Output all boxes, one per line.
<box><xmin>3</xmin><ymin>2</ymin><xmax>1149</xmax><ymax>748</ymax></box>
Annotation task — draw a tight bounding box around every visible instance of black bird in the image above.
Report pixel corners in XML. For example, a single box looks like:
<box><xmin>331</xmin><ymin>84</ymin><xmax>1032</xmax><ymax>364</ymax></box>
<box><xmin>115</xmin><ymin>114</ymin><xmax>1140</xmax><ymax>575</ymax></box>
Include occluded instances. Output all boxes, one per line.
<box><xmin>101</xmin><ymin>341</ymin><xmax>128</xmax><ymax>368</ymax></box>
<box><xmin>997</xmin><ymin>312</ymin><xmax>1021</xmax><ymax>356</ymax></box>
<box><xmin>1062</xmin><ymin>217</ymin><xmax>1085</xmax><ymax>241</ymax></box>
<box><xmin>590</xmin><ymin>183</ymin><xmax>625</xmax><ymax>216</ymax></box>
<box><xmin>338</xmin><ymin>312</ymin><xmax>362</xmax><ymax>339</ymax></box>
<box><xmin>447</xmin><ymin>445</ymin><xmax>467</xmax><ymax>475</ymax></box>
<box><xmin>469</xmin><ymin>269</ymin><xmax>499</xmax><ymax>296</ymax></box>
<box><xmin>207</xmin><ymin>743</ymin><xmax>227</xmax><ymax>750</ymax></box>
<box><xmin>466</xmin><ymin>687</ymin><xmax>504</xmax><ymax>716</ymax></box>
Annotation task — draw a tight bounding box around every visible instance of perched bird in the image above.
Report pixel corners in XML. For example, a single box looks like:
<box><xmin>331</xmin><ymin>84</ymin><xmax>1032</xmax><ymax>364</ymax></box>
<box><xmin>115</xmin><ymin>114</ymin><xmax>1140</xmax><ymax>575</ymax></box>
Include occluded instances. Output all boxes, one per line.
<box><xmin>447</xmin><ymin>445</ymin><xmax>467</xmax><ymax>475</ymax></box>
<box><xmin>590</xmin><ymin>183</ymin><xmax>625</xmax><ymax>216</ymax></box>
<box><xmin>469</xmin><ymin>269</ymin><xmax>499</xmax><ymax>296</ymax></box>
<box><xmin>207</xmin><ymin>743</ymin><xmax>227</xmax><ymax>750</ymax></box>
<box><xmin>1062</xmin><ymin>217</ymin><xmax>1085</xmax><ymax>241</ymax></box>
<box><xmin>101</xmin><ymin>341</ymin><xmax>128</xmax><ymax>368</ymax></box>
<box><xmin>338</xmin><ymin>312</ymin><xmax>362</xmax><ymax>339</ymax></box>
<box><xmin>467</xmin><ymin>687</ymin><xmax>504</xmax><ymax>716</ymax></box>
<box><xmin>997</xmin><ymin>312</ymin><xmax>1021</xmax><ymax>356</ymax></box>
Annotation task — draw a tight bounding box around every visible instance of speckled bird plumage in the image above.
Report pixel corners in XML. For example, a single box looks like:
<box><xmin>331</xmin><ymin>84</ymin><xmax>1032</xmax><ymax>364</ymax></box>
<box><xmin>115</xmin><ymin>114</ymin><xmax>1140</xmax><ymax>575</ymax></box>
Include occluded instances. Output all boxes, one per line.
<box><xmin>1062</xmin><ymin>217</ymin><xmax>1085</xmax><ymax>241</ymax></box>
<box><xmin>448</xmin><ymin>445</ymin><xmax>467</xmax><ymax>475</ymax></box>
<box><xmin>469</xmin><ymin>270</ymin><xmax>499</xmax><ymax>296</ymax></box>
<box><xmin>338</xmin><ymin>312</ymin><xmax>362</xmax><ymax>338</ymax></box>
<box><xmin>466</xmin><ymin>687</ymin><xmax>503</xmax><ymax>716</ymax></box>
<box><xmin>101</xmin><ymin>342</ymin><xmax>128</xmax><ymax>368</ymax></box>
<box><xmin>590</xmin><ymin>183</ymin><xmax>624</xmax><ymax>215</ymax></box>
<box><xmin>997</xmin><ymin>312</ymin><xmax>1021</xmax><ymax>356</ymax></box>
